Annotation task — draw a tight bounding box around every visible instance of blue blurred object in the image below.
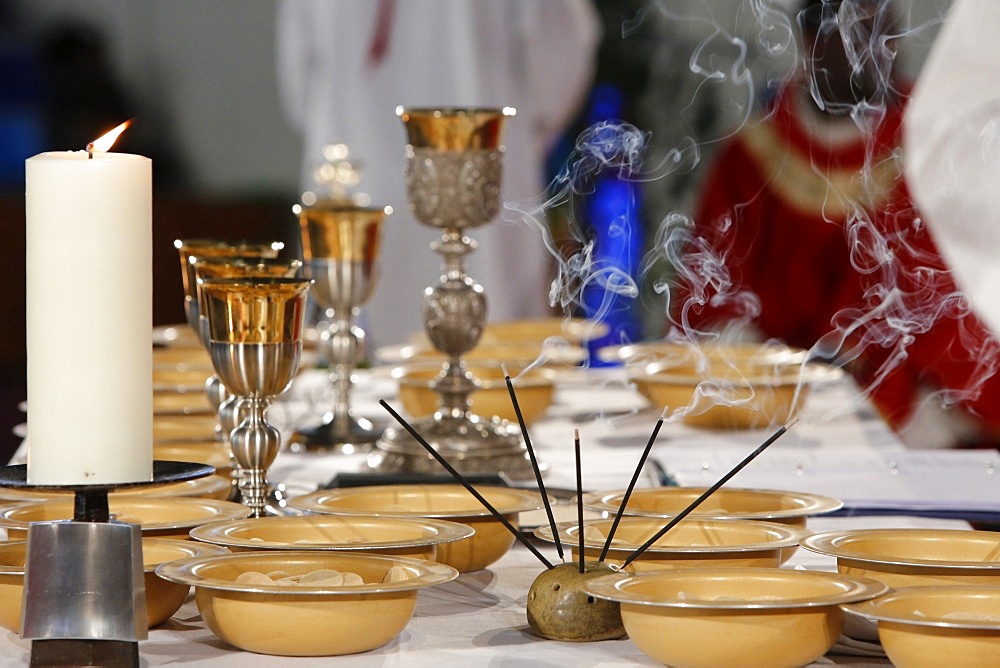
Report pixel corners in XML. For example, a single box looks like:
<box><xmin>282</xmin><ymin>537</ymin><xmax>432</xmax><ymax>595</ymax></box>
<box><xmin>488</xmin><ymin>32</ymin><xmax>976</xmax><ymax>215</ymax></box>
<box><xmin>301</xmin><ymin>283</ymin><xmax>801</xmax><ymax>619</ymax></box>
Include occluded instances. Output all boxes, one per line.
<box><xmin>0</xmin><ymin>44</ymin><xmax>44</xmax><ymax>187</ymax></box>
<box><xmin>579</xmin><ymin>82</ymin><xmax>644</xmax><ymax>365</ymax></box>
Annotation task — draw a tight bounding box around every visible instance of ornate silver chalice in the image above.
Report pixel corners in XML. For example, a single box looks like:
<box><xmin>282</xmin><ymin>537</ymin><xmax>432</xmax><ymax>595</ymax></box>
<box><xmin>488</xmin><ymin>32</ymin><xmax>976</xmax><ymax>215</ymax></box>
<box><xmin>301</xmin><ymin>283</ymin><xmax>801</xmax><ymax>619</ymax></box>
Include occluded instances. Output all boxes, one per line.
<box><xmin>370</xmin><ymin>107</ymin><xmax>533</xmax><ymax>479</ymax></box>
<box><xmin>199</xmin><ymin>277</ymin><xmax>311</xmax><ymax>517</ymax></box>
<box><xmin>288</xmin><ymin>204</ymin><xmax>391</xmax><ymax>453</ymax></box>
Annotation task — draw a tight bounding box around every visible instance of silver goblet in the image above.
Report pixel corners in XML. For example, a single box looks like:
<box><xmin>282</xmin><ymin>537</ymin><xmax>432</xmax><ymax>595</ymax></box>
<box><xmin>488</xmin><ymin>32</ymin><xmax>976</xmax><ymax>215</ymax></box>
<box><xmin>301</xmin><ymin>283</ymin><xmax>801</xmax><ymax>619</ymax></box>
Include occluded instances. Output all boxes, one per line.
<box><xmin>199</xmin><ymin>277</ymin><xmax>311</xmax><ymax>517</ymax></box>
<box><xmin>371</xmin><ymin>107</ymin><xmax>533</xmax><ymax>480</ymax></box>
<box><xmin>288</xmin><ymin>204</ymin><xmax>390</xmax><ymax>453</ymax></box>
<box><xmin>173</xmin><ymin>239</ymin><xmax>284</xmax><ymax>429</ymax></box>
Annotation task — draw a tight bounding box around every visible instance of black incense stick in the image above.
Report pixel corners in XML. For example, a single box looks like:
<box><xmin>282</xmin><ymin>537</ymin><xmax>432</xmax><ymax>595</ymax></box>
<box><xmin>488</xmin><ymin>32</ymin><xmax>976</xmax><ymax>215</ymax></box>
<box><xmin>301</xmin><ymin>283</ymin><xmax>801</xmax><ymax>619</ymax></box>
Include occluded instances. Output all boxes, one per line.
<box><xmin>598</xmin><ymin>407</ymin><xmax>667</xmax><ymax>562</ymax></box>
<box><xmin>379</xmin><ymin>399</ymin><xmax>555</xmax><ymax>569</ymax></box>
<box><xmin>503</xmin><ymin>364</ymin><xmax>563</xmax><ymax>560</ymax></box>
<box><xmin>574</xmin><ymin>429</ymin><xmax>585</xmax><ymax>574</ymax></box>
<box><xmin>620</xmin><ymin>419</ymin><xmax>797</xmax><ymax>570</ymax></box>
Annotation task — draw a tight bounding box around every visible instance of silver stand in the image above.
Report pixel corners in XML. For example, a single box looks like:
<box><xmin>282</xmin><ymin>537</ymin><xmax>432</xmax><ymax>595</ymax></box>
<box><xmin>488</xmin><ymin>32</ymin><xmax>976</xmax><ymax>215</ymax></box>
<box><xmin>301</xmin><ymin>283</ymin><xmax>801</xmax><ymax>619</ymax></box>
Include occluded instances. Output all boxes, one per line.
<box><xmin>0</xmin><ymin>461</ymin><xmax>213</xmax><ymax>666</ymax></box>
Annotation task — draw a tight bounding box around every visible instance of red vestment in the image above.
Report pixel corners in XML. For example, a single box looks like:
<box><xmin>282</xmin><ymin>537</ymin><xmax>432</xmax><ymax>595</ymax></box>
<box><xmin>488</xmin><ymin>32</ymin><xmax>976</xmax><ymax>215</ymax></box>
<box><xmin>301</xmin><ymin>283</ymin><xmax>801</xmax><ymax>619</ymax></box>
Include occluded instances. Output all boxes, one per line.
<box><xmin>679</xmin><ymin>83</ymin><xmax>1000</xmax><ymax>443</ymax></box>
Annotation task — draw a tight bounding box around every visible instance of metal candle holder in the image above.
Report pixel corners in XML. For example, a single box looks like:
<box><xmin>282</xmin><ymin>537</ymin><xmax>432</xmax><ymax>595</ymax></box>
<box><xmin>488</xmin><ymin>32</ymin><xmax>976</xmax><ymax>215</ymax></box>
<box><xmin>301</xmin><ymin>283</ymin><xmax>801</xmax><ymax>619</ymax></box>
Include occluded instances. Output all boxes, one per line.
<box><xmin>370</xmin><ymin>107</ymin><xmax>533</xmax><ymax>479</ymax></box>
<box><xmin>199</xmin><ymin>277</ymin><xmax>311</xmax><ymax>517</ymax></box>
<box><xmin>289</xmin><ymin>203</ymin><xmax>390</xmax><ymax>453</ymax></box>
<box><xmin>0</xmin><ymin>461</ymin><xmax>213</xmax><ymax>667</ymax></box>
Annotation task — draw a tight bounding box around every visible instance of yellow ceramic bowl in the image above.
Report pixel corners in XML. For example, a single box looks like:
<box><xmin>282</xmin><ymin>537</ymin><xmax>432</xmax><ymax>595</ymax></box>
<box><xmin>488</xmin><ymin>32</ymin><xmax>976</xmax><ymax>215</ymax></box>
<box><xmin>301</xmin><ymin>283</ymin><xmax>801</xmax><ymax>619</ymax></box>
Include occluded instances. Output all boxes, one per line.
<box><xmin>189</xmin><ymin>514</ymin><xmax>475</xmax><ymax>562</ymax></box>
<box><xmin>0</xmin><ymin>497</ymin><xmax>249</xmax><ymax>540</ymax></box>
<box><xmin>153</xmin><ymin>415</ymin><xmax>220</xmax><ymax>442</ymax></box>
<box><xmin>394</xmin><ymin>363</ymin><xmax>558</xmax><ymax>425</ymax></box>
<box><xmin>0</xmin><ymin>538</ymin><xmax>228</xmax><ymax>631</ymax></box>
<box><xmin>155</xmin><ymin>551</ymin><xmax>457</xmax><ymax>656</ymax></box>
<box><xmin>288</xmin><ymin>484</ymin><xmax>543</xmax><ymax>572</ymax></box>
<box><xmin>800</xmin><ymin>529</ymin><xmax>1000</xmax><ymax>588</ymax></box>
<box><xmin>152</xmin><ymin>346</ymin><xmax>214</xmax><ymax>371</ymax></box>
<box><xmin>585</xmin><ymin>567</ymin><xmax>886</xmax><ymax>668</ymax></box>
<box><xmin>153</xmin><ymin>441</ymin><xmax>232</xmax><ymax>470</ymax></box>
<box><xmin>846</xmin><ymin>586</ymin><xmax>1000</xmax><ymax>668</ymax></box>
<box><xmin>632</xmin><ymin>360</ymin><xmax>840</xmax><ymax>429</ymax></box>
<box><xmin>153</xmin><ymin>390</ymin><xmax>215</xmax><ymax>416</ymax></box>
<box><xmin>533</xmin><ymin>517</ymin><xmax>803</xmax><ymax>573</ymax></box>
<box><xmin>599</xmin><ymin>341</ymin><xmax>807</xmax><ymax>366</ymax></box>
<box><xmin>407</xmin><ymin>317</ymin><xmax>606</xmax><ymax>346</ymax></box>
<box><xmin>153</xmin><ymin>323</ymin><xmax>203</xmax><ymax>349</ymax></box>
<box><xmin>152</xmin><ymin>365</ymin><xmax>212</xmax><ymax>392</ymax></box>
<box><xmin>581</xmin><ymin>487</ymin><xmax>843</xmax><ymax>529</ymax></box>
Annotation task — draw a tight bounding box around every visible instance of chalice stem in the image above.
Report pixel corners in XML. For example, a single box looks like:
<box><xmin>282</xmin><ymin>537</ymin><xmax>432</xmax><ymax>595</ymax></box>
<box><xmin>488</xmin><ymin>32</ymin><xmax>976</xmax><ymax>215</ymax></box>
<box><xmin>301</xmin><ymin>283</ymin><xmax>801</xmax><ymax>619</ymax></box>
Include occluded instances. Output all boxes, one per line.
<box><xmin>232</xmin><ymin>397</ymin><xmax>279</xmax><ymax>518</ymax></box>
<box><xmin>329</xmin><ymin>313</ymin><xmax>353</xmax><ymax>421</ymax></box>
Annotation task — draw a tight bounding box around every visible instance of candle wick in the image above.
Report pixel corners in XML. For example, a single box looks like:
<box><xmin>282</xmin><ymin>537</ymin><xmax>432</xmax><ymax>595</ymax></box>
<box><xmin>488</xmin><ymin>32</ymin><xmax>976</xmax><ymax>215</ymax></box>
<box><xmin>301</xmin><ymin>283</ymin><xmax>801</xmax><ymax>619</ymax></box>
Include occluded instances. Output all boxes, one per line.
<box><xmin>86</xmin><ymin>143</ymin><xmax>95</xmax><ymax>159</ymax></box>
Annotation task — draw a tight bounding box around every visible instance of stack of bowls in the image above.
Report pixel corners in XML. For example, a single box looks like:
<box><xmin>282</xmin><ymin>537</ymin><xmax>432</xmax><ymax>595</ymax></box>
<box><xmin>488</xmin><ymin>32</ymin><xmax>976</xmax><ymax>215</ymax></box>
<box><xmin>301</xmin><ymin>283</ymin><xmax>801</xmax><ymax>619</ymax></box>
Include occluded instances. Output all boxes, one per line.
<box><xmin>802</xmin><ymin>527</ymin><xmax>1000</xmax><ymax>665</ymax></box>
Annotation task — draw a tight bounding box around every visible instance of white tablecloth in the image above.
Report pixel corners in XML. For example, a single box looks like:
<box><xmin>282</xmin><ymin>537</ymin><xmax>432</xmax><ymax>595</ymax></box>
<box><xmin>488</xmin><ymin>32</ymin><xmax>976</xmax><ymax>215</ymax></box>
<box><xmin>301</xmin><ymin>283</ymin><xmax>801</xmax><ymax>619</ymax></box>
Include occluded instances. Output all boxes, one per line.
<box><xmin>2</xmin><ymin>366</ymin><xmax>988</xmax><ymax>665</ymax></box>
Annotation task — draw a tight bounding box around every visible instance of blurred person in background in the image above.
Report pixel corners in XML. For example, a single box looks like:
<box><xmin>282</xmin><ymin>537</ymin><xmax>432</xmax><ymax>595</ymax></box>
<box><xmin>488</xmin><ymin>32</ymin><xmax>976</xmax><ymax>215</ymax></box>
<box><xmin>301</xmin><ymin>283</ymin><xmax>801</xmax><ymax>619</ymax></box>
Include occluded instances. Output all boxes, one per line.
<box><xmin>905</xmin><ymin>0</ymin><xmax>1000</xmax><ymax>340</ymax></box>
<box><xmin>673</xmin><ymin>0</ymin><xmax>1000</xmax><ymax>449</ymax></box>
<box><xmin>276</xmin><ymin>0</ymin><xmax>601</xmax><ymax>348</ymax></box>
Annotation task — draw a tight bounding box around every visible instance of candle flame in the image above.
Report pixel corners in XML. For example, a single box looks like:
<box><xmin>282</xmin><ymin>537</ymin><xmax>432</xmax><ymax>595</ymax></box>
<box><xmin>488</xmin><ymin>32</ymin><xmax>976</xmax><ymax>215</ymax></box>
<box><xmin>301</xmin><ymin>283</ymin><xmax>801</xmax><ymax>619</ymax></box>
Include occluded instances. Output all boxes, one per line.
<box><xmin>89</xmin><ymin>120</ymin><xmax>131</xmax><ymax>153</ymax></box>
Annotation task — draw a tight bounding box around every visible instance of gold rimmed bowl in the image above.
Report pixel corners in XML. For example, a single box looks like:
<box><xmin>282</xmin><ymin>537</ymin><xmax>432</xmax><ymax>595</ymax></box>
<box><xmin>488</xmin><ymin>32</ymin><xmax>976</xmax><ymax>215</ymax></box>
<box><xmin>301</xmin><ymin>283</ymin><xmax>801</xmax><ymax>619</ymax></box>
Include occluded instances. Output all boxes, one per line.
<box><xmin>0</xmin><ymin>497</ymin><xmax>249</xmax><ymax>540</ymax></box>
<box><xmin>288</xmin><ymin>484</ymin><xmax>543</xmax><ymax>572</ymax></box>
<box><xmin>153</xmin><ymin>440</ymin><xmax>232</xmax><ymax>470</ymax></box>
<box><xmin>800</xmin><ymin>528</ymin><xmax>1000</xmax><ymax>588</ymax></box>
<box><xmin>613</xmin><ymin>342</ymin><xmax>833</xmax><ymax>429</ymax></box>
<box><xmin>533</xmin><ymin>517</ymin><xmax>803</xmax><ymax>573</ymax></box>
<box><xmin>581</xmin><ymin>487</ymin><xmax>843</xmax><ymax>529</ymax></box>
<box><xmin>631</xmin><ymin>359</ymin><xmax>841</xmax><ymax>429</ymax></box>
<box><xmin>0</xmin><ymin>537</ymin><xmax>229</xmax><ymax>631</ymax></box>
<box><xmin>190</xmin><ymin>514</ymin><xmax>474</xmax><ymax>562</ymax></box>
<box><xmin>845</xmin><ymin>586</ymin><xmax>1000</xmax><ymax>668</ymax></box>
<box><xmin>585</xmin><ymin>567</ymin><xmax>886</xmax><ymax>668</ymax></box>
<box><xmin>394</xmin><ymin>363</ymin><xmax>558</xmax><ymax>425</ymax></box>
<box><xmin>153</xmin><ymin>414</ymin><xmax>220</xmax><ymax>443</ymax></box>
<box><xmin>155</xmin><ymin>550</ymin><xmax>458</xmax><ymax>656</ymax></box>
<box><xmin>599</xmin><ymin>341</ymin><xmax>807</xmax><ymax>367</ymax></box>
<box><xmin>153</xmin><ymin>390</ymin><xmax>215</xmax><ymax>416</ymax></box>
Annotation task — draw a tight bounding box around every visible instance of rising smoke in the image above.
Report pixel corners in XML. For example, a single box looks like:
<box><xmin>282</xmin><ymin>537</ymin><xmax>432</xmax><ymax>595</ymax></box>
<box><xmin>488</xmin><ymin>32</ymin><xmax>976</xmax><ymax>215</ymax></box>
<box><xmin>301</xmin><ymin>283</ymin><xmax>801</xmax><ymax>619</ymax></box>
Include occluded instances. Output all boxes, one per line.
<box><xmin>507</xmin><ymin>0</ymin><xmax>998</xmax><ymax>445</ymax></box>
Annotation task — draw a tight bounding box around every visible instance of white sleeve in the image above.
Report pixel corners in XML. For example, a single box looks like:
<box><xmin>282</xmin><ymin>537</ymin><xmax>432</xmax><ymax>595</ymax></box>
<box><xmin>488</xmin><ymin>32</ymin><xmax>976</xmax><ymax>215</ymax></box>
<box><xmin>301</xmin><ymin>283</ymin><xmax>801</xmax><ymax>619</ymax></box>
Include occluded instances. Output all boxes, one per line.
<box><xmin>904</xmin><ymin>0</ymin><xmax>1000</xmax><ymax>334</ymax></box>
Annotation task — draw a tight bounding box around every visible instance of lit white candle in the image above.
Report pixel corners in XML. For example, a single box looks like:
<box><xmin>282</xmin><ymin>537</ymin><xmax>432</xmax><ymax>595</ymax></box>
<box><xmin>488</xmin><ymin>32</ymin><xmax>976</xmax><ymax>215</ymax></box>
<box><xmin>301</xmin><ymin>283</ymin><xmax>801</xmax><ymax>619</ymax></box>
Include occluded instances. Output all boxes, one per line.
<box><xmin>25</xmin><ymin>124</ymin><xmax>153</xmax><ymax>485</ymax></box>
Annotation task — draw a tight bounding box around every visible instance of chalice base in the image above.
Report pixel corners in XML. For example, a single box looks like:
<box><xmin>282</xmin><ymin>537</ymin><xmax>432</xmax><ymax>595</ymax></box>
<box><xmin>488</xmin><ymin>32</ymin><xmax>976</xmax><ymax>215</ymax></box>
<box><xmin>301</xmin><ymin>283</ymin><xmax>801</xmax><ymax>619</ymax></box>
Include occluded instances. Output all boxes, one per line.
<box><xmin>368</xmin><ymin>412</ymin><xmax>535</xmax><ymax>482</ymax></box>
<box><xmin>288</xmin><ymin>413</ymin><xmax>382</xmax><ymax>454</ymax></box>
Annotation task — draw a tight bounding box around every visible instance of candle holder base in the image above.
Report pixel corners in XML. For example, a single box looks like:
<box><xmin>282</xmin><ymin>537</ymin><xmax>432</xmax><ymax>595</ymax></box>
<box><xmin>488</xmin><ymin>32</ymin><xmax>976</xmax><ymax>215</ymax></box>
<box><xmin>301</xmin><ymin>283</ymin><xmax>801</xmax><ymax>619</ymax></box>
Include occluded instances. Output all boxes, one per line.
<box><xmin>288</xmin><ymin>414</ymin><xmax>382</xmax><ymax>454</ymax></box>
<box><xmin>30</xmin><ymin>639</ymin><xmax>138</xmax><ymax>667</ymax></box>
<box><xmin>0</xmin><ymin>461</ymin><xmax>214</xmax><ymax>668</ymax></box>
<box><xmin>368</xmin><ymin>413</ymin><xmax>534</xmax><ymax>482</ymax></box>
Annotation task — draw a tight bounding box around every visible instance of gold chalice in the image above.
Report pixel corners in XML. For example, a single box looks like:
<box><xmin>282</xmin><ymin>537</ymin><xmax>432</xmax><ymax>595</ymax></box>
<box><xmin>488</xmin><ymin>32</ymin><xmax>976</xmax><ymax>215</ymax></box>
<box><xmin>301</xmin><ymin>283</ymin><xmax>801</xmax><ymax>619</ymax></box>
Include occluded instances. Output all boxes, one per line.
<box><xmin>199</xmin><ymin>277</ymin><xmax>311</xmax><ymax>517</ymax></box>
<box><xmin>370</xmin><ymin>107</ymin><xmax>533</xmax><ymax>479</ymax></box>
<box><xmin>289</xmin><ymin>203</ymin><xmax>390</xmax><ymax>453</ymax></box>
<box><xmin>172</xmin><ymin>239</ymin><xmax>285</xmax><ymax>432</ymax></box>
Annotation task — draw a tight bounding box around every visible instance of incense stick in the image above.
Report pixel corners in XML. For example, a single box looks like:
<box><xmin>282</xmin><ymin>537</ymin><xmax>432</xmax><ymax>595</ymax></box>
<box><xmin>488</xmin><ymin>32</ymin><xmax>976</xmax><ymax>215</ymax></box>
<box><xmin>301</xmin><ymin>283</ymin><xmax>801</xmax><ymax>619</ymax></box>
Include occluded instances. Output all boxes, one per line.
<box><xmin>379</xmin><ymin>399</ymin><xmax>555</xmax><ymax>569</ymax></box>
<box><xmin>503</xmin><ymin>364</ymin><xmax>563</xmax><ymax>560</ymax></box>
<box><xmin>574</xmin><ymin>429</ymin><xmax>585</xmax><ymax>574</ymax></box>
<box><xmin>598</xmin><ymin>407</ymin><xmax>667</xmax><ymax>562</ymax></box>
<box><xmin>620</xmin><ymin>419</ymin><xmax>797</xmax><ymax>570</ymax></box>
